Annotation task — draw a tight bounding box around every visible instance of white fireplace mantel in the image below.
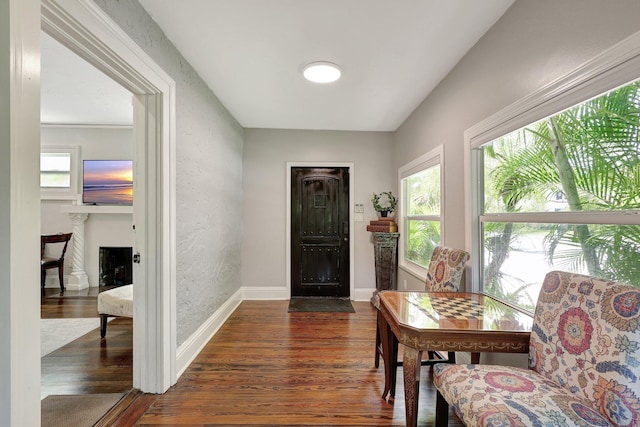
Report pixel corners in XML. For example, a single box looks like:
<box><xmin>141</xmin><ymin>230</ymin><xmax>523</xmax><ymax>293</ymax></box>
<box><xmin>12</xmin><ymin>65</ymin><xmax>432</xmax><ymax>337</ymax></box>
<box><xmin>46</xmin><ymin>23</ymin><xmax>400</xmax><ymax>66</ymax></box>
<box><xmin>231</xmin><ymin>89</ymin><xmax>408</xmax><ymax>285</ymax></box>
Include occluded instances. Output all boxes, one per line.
<box><xmin>61</xmin><ymin>205</ymin><xmax>133</xmax><ymax>215</ymax></box>
<box><xmin>60</xmin><ymin>204</ymin><xmax>133</xmax><ymax>290</ymax></box>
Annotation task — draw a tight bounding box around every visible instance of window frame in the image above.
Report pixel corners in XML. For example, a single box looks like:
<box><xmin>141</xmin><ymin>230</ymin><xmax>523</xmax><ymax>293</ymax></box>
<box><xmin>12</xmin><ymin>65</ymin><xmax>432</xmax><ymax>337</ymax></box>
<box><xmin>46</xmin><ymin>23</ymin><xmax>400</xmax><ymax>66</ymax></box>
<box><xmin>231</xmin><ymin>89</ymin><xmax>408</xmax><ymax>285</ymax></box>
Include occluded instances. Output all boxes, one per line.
<box><xmin>40</xmin><ymin>145</ymin><xmax>80</xmax><ymax>200</ymax></box>
<box><xmin>398</xmin><ymin>145</ymin><xmax>444</xmax><ymax>280</ymax></box>
<box><xmin>465</xmin><ymin>31</ymin><xmax>640</xmax><ymax>296</ymax></box>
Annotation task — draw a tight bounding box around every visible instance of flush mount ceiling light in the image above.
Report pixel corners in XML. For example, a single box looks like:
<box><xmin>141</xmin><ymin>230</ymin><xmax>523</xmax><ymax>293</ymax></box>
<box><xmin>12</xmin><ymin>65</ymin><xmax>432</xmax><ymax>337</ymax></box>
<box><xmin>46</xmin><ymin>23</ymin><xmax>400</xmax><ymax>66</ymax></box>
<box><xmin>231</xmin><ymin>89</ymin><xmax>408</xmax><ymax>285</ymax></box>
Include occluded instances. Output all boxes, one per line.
<box><xmin>302</xmin><ymin>61</ymin><xmax>342</xmax><ymax>83</ymax></box>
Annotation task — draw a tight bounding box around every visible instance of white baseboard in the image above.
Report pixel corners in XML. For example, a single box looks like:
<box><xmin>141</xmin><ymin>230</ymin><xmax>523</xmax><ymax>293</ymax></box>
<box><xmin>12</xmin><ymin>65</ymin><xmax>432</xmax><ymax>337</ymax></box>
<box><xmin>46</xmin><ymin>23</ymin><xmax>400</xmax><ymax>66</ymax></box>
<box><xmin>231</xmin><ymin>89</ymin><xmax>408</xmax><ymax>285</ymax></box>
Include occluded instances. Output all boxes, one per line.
<box><xmin>352</xmin><ymin>287</ymin><xmax>376</xmax><ymax>301</ymax></box>
<box><xmin>242</xmin><ymin>286</ymin><xmax>289</xmax><ymax>300</ymax></box>
<box><xmin>43</xmin><ymin>276</ymin><xmax>72</xmax><ymax>289</ymax></box>
<box><xmin>175</xmin><ymin>288</ymin><xmax>243</xmax><ymax>378</ymax></box>
<box><xmin>44</xmin><ymin>274</ymin><xmax>98</xmax><ymax>290</ymax></box>
<box><xmin>43</xmin><ymin>276</ymin><xmax>61</xmax><ymax>289</ymax></box>
<box><xmin>242</xmin><ymin>286</ymin><xmax>377</xmax><ymax>302</ymax></box>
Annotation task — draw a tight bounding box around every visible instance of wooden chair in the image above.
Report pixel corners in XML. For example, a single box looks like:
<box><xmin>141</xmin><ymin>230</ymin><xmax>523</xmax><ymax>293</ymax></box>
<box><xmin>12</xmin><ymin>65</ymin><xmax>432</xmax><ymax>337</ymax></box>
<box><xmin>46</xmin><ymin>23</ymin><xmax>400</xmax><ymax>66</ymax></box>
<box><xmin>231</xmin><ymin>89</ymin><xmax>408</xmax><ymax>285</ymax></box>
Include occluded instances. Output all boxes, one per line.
<box><xmin>374</xmin><ymin>246</ymin><xmax>471</xmax><ymax>368</ymax></box>
<box><xmin>41</xmin><ymin>233</ymin><xmax>72</xmax><ymax>293</ymax></box>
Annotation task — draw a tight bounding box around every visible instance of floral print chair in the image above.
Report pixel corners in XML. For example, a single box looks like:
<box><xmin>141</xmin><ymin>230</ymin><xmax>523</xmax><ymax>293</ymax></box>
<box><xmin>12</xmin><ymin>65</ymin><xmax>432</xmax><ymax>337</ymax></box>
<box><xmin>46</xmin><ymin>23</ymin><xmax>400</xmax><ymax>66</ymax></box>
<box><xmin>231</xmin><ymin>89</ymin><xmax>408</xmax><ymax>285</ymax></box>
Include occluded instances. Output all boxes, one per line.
<box><xmin>433</xmin><ymin>270</ymin><xmax>640</xmax><ymax>427</ymax></box>
<box><xmin>424</xmin><ymin>246</ymin><xmax>470</xmax><ymax>292</ymax></box>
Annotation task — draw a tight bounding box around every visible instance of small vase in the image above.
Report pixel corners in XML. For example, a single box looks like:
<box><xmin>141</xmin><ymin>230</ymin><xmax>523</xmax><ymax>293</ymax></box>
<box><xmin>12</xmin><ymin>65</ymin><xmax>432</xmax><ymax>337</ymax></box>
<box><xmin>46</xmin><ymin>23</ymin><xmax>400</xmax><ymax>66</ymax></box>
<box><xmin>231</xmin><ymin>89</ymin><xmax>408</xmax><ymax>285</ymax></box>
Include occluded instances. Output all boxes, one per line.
<box><xmin>379</xmin><ymin>211</ymin><xmax>388</xmax><ymax>218</ymax></box>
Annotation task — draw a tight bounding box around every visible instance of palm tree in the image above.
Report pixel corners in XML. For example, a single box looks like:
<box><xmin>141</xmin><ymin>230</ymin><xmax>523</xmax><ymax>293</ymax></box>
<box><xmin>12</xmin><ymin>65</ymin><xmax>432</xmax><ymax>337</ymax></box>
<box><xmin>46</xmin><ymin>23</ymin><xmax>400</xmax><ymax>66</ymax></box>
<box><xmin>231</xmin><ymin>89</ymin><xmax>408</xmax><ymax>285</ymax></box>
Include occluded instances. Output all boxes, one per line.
<box><xmin>485</xmin><ymin>81</ymin><xmax>640</xmax><ymax>286</ymax></box>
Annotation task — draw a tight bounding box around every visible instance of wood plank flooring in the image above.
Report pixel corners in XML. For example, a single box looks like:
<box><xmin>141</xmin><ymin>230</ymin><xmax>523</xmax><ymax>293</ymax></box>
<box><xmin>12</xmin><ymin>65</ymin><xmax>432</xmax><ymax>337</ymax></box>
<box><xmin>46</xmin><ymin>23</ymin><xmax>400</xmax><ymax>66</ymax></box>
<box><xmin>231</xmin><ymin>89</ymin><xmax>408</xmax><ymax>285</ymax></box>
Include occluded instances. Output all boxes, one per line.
<box><xmin>41</xmin><ymin>288</ymin><xmax>133</xmax><ymax>397</ymax></box>
<box><xmin>134</xmin><ymin>300</ymin><xmax>464</xmax><ymax>426</ymax></box>
<box><xmin>41</xmin><ymin>291</ymin><xmax>463</xmax><ymax>426</ymax></box>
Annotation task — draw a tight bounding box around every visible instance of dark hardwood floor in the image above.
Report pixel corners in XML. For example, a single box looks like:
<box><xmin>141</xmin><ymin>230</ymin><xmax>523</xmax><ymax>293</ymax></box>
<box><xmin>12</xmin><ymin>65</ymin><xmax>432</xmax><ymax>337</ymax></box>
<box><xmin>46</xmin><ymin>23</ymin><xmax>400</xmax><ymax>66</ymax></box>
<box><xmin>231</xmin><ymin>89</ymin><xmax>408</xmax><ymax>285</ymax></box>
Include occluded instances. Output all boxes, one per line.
<box><xmin>41</xmin><ymin>291</ymin><xmax>463</xmax><ymax>426</ymax></box>
<box><xmin>41</xmin><ymin>287</ymin><xmax>133</xmax><ymax>397</ymax></box>
<box><xmin>133</xmin><ymin>300</ymin><xmax>463</xmax><ymax>426</ymax></box>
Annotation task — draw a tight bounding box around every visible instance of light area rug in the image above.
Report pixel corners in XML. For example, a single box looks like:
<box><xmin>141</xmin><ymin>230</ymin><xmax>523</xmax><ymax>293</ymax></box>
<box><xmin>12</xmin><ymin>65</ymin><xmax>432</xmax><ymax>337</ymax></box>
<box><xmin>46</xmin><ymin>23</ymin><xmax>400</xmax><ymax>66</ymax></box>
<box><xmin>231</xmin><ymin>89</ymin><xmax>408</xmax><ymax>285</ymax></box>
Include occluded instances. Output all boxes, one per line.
<box><xmin>41</xmin><ymin>393</ymin><xmax>124</xmax><ymax>427</ymax></box>
<box><xmin>41</xmin><ymin>317</ymin><xmax>111</xmax><ymax>357</ymax></box>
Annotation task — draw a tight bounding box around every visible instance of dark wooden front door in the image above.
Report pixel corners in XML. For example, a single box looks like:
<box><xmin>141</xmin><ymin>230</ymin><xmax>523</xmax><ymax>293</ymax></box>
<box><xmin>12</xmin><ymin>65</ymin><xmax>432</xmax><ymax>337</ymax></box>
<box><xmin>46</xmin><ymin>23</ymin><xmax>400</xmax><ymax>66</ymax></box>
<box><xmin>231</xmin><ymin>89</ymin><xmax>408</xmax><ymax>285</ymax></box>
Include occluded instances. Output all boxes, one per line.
<box><xmin>291</xmin><ymin>167</ymin><xmax>350</xmax><ymax>297</ymax></box>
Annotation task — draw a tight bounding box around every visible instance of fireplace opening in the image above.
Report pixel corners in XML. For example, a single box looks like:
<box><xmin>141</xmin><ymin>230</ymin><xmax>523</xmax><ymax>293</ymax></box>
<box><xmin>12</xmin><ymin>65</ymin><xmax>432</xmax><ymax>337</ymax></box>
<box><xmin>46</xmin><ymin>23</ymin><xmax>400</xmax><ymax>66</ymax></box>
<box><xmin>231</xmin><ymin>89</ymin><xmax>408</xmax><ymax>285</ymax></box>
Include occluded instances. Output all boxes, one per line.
<box><xmin>99</xmin><ymin>246</ymin><xmax>133</xmax><ymax>288</ymax></box>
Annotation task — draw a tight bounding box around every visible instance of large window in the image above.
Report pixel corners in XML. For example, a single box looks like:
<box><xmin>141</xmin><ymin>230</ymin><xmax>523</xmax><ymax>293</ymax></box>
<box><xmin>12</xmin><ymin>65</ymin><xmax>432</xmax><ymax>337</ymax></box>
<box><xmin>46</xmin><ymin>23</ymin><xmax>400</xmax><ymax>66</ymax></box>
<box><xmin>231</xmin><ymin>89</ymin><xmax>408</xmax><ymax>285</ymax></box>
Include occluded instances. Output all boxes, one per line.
<box><xmin>474</xmin><ymin>80</ymin><xmax>640</xmax><ymax>312</ymax></box>
<box><xmin>399</xmin><ymin>146</ymin><xmax>443</xmax><ymax>278</ymax></box>
<box><xmin>41</xmin><ymin>146</ymin><xmax>79</xmax><ymax>200</ymax></box>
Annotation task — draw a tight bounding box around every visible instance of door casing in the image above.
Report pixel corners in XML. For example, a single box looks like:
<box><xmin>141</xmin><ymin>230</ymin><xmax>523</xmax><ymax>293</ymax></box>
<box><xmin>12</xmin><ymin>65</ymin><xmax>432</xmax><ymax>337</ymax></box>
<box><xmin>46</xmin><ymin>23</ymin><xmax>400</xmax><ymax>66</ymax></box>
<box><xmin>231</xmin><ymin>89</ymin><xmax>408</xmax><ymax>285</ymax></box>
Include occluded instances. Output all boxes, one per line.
<box><xmin>286</xmin><ymin>162</ymin><xmax>355</xmax><ymax>299</ymax></box>
<box><xmin>41</xmin><ymin>0</ymin><xmax>177</xmax><ymax>394</ymax></box>
<box><xmin>290</xmin><ymin>167</ymin><xmax>350</xmax><ymax>297</ymax></box>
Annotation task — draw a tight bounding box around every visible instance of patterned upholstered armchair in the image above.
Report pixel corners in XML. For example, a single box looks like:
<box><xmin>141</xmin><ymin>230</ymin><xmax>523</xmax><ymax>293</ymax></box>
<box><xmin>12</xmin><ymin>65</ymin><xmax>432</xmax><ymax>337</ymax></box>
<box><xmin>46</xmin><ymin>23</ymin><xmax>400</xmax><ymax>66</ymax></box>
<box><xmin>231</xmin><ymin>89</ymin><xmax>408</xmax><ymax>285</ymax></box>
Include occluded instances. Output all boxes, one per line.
<box><xmin>433</xmin><ymin>270</ymin><xmax>640</xmax><ymax>426</ymax></box>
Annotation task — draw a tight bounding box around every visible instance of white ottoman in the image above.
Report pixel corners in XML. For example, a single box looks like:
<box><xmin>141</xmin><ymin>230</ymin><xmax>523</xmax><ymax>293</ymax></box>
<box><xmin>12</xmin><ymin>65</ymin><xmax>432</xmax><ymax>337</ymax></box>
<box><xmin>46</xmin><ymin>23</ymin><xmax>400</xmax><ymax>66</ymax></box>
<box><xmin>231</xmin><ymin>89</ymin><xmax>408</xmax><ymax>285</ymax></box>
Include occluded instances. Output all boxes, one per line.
<box><xmin>97</xmin><ymin>284</ymin><xmax>133</xmax><ymax>337</ymax></box>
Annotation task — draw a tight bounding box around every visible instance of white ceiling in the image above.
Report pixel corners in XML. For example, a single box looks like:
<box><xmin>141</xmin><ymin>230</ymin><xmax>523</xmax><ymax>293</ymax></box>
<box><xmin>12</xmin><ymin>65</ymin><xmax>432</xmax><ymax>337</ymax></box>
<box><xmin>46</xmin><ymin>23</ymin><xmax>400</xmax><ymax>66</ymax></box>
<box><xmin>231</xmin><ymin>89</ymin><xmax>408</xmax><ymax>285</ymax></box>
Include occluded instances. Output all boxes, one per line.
<box><xmin>41</xmin><ymin>32</ymin><xmax>133</xmax><ymax>126</ymax></box>
<box><xmin>41</xmin><ymin>0</ymin><xmax>514</xmax><ymax>131</ymax></box>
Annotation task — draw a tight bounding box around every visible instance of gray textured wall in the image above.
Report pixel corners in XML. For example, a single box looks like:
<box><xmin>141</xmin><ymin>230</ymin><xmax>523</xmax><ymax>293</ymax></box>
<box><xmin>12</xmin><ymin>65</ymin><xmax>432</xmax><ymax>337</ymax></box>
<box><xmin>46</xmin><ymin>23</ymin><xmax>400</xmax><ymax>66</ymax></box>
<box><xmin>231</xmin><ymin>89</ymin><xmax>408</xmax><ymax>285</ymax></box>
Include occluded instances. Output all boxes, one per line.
<box><xmin>93</xmin><ymin>0</ymin><xmax>244</xmax><ymax>346</ymax></box>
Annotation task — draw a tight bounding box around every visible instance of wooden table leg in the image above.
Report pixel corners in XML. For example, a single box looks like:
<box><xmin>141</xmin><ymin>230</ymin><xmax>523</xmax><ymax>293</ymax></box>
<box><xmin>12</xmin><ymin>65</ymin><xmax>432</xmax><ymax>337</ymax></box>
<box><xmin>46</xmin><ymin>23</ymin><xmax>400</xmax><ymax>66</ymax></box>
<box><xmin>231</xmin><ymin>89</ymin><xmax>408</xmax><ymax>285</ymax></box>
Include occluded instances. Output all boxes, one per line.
<box><xmin>388</xmin><ymin>336</ymin><xmax>398</xmax><ymax>401</ymax></box>
<box><xmin>402</xmin><ymin>345</ymin><xmax>422</xmax><ymax>427</ymax></box>
<box><xmin>378</xmin><ymin>312</ymin><xmax>393</xmax><ymax>400</ymax></box>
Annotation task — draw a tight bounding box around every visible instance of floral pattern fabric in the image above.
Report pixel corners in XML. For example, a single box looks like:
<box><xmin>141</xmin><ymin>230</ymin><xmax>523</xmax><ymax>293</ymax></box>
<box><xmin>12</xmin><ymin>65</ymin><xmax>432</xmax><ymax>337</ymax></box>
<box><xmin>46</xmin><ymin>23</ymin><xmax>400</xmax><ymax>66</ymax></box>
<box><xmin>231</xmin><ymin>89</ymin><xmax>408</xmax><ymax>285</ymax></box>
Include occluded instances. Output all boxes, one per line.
<box><xmin>425</xmin><ymin>246</ymin><xmax>470</xmax><ymax>292</ymax></box>
<box><xmin>434</xmin><ymin>363</ymin><xmax>615</xmax><ymax>426</ymax></box>
<box><xmin>433</xmin><ymin>270</ymin><xmax>640</xmax><ymax>427</ymax></box>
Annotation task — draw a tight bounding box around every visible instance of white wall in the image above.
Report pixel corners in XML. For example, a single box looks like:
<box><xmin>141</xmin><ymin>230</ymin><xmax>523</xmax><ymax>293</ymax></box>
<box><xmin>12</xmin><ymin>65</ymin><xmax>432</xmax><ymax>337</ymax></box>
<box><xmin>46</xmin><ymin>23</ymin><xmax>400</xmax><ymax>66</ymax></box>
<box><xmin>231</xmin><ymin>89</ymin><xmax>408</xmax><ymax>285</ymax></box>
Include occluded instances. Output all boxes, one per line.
<box><xmin>394</xmin><ymin>0</ymin><xmax>640</xmax><ymax>293</ymax></box>
<box><xmin>41</xmin><ymin>126</ymin><xmax>134</xmax><ymax>287</ymax></box>
<box><xmin>242</xmin><ymin>129</ymin><xmax>394</xmax><ymax>299</ymax></box>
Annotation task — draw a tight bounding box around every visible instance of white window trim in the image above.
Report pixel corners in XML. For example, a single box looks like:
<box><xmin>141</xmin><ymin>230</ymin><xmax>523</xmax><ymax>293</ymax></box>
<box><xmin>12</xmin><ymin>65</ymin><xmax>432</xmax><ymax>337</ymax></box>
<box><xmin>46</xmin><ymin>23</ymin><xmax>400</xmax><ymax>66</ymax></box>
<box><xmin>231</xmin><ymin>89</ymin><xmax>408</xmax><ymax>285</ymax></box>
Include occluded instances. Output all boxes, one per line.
<box><xmin>398</xmin><ymin>144</ymin><xmax>444</xmax><ymax>280</ymax></box>
<box><xmin>40</xmin><ymin>145</ymin><xmax>80</xmax><ymax>200</ymax></box>
<box><xmin>464</xmin><ymin>30</ymin><xmax>640</xmax><ymax>293</ymax></box>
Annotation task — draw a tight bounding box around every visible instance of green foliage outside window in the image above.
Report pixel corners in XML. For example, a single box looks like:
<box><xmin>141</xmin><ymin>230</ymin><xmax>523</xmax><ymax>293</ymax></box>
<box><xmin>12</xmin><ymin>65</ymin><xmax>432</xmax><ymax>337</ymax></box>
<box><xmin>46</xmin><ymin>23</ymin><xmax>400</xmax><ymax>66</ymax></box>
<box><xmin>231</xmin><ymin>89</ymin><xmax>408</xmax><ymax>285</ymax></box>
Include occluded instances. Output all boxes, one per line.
<box><xmin>405</xmin><ymin>164</ymin><xmax>441</xmax><ymax>268</ymax></box>
<box><xmin>407</xmin><ymin>220</ymin><xmax>441</xmax><ymax>267</ymax></box>
<box><xmin>482</xmin><ymin>80</ymin><xmax>640</xmax><ymax>309</ymax></box>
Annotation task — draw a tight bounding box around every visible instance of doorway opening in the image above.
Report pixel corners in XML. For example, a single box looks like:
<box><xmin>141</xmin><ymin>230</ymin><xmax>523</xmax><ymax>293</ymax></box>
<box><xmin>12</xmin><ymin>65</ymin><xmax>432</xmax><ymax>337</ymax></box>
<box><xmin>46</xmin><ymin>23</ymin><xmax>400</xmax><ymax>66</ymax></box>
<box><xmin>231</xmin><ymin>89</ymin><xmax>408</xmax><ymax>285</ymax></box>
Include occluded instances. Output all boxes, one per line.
<box><xmin>41</xmin><ymin>0</ymin><xmax>176</xmax><ymax>400</ymax></box>
<box><xmin>39</xmin><ymin>23</ymin><xmax>136</xmax><ymax>416</ymax></box>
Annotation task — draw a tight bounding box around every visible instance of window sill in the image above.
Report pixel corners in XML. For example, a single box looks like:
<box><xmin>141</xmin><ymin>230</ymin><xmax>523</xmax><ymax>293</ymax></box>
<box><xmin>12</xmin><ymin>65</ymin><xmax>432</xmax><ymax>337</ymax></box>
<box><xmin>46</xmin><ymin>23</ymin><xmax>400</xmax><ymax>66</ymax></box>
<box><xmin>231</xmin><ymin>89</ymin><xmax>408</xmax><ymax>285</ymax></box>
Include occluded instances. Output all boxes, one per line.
<box><xmin>41</xmin><ymin>192</ymin><xmax>77</xmax><ymax>201</ymax></box>
<box><xmin>398</xmin><ymin>262</ymin><xmax>427</xmax><ymax>283</ymax></box>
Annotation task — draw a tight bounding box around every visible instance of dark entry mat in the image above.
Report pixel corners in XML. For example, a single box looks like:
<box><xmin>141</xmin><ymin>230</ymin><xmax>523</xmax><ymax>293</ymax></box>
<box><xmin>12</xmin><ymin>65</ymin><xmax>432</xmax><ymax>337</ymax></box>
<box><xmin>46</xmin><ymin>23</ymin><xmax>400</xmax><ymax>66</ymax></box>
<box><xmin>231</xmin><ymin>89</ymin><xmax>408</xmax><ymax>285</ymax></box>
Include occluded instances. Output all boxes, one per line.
<box><xmin>288</xmin><ymin>298</ymin><xmax>356</xmax><ymax>313</ymax></box>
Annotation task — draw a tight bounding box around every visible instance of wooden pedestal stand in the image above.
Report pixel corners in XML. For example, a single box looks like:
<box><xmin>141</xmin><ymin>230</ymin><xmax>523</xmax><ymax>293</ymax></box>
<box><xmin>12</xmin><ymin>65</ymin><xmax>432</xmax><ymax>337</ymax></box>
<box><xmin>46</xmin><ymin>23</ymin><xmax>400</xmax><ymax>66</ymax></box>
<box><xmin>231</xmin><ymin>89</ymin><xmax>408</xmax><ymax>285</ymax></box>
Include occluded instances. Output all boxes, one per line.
<box><xmin>371</xmin><ymin>232</ymin><xmax>400</xmax><ymax>302</ymax></box>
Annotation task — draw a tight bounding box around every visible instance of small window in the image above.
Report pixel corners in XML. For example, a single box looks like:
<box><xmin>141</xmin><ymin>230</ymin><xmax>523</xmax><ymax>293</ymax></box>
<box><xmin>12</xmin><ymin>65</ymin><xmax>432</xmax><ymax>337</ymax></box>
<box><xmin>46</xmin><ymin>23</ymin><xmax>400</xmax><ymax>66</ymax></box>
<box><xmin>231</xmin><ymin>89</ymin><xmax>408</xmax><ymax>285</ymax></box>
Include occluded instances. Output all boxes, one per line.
<box><xmin>41</xmin><ymin>152</ymin><xmax>71</xmax><ymax>188</ymax></box>
<box><xmin>41</xmin><ymin>146</ymin><xmax>79</xmax><ymax>200</ymax></box>
<box><xmin>398</xmin><ymin>146</ymin><xmax>443</xmax><ymax>278</ymax></box>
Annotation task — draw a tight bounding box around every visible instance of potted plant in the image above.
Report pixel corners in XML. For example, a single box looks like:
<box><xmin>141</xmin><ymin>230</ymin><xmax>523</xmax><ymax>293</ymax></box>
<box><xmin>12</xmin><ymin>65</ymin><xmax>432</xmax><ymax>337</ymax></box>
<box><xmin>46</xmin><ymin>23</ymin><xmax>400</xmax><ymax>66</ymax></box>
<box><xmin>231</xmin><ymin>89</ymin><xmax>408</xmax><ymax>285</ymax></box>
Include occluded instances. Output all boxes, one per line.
<box><xmin>371</xmin><ymin>191</ymin><xmax>397</xmax><ymax>218</ymax></box>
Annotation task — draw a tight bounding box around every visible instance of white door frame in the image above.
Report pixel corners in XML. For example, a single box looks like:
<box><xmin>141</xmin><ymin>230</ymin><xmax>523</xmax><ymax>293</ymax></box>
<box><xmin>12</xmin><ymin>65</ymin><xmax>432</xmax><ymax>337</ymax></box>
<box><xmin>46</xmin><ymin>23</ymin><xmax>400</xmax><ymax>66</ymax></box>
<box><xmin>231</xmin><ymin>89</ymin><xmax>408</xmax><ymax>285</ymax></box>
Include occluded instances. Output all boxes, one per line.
<box><xmin>286</xmin><ymin>162</ymin><xmax>355</xmax><ymax>299</ymax></box>
<box><xmin>2</xmin><ymin>1</ymin><xmax>42</xmax><ymax>425</ymax></box>
<box><xmin>41</xmin><ymin>0</ymin><xmax>177</xmax><ymax>393</ymax></box>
